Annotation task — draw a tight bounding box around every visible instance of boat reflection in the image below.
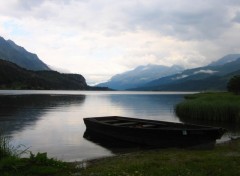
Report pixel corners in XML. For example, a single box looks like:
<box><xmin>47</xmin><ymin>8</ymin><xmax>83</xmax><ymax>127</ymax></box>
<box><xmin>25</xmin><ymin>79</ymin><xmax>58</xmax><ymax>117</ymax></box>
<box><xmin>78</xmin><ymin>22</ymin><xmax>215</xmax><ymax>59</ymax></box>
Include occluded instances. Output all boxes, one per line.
<box><xmin>83</xmin><ymin>129</ymin><xmax>143</xmax><ymax>154</ymax></box>
<box><xmin>83</xmin><ymin>128</ymin><xmax>217</xmax><ymax>154</ymax></box>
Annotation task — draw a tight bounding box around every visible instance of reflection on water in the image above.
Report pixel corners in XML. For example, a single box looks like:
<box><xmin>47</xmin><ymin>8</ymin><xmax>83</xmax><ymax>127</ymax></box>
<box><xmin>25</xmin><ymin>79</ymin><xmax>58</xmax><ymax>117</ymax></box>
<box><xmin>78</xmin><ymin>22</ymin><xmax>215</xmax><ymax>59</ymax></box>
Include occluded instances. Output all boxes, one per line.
<box><xmin>0</xmin><ymin>90</ymin><xmax>239</xmax><ymax>161</ymax></box>
<box><xmin>83</xmin><ymin>129</ymin><xmax>217</xmax><ymax>152</ymax></box>
<box><xmin>0</xmin><ymin>94</ymin><xmax>86</xmax><ymax>135</ymax></box>
<box><xmin>108</xmin><ymin>94</ymin><xmax>184</xmax><ymax>121</ymax></box>
<box><xmin>83</xmin><ymin>129</ymin><xmax>144</xmax><ymax>154</ymax></box>
<box><xmin>179</xmin><ymin>117</ymin><xmax>240</xmax><ymax>142</ymax></box>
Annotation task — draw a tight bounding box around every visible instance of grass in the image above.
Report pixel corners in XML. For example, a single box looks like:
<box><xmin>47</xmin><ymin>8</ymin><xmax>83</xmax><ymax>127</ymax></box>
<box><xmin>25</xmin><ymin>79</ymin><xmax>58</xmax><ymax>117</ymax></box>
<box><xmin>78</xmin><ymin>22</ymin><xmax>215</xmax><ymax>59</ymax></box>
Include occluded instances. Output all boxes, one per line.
<box><xmin>80</xmin><ymin>139</ymin><xmax>240</xmax><ymax>176</ymax></box>
<box><xmin>175</xmin><ymin>92</ymin><xmax>240</xmax><ymax>123</ymax></box>
<box><xmin>0</xmin><ymin>131</ymin><xmax>78</xmax><ymax>176</ymax></box>
<box><xmin>0</xmin><ymin>133</ymin><xmax>28</xmax><ymax>160</ymax></box>
<box><xmin>0</xmin><ymin>134</ymin><xmax>11</xmax><ymax>159</ymax></box>
<box><xmin>0</xmin><ymin>153</ymin><xmax>77</xmax><ymax>176</ymax></box>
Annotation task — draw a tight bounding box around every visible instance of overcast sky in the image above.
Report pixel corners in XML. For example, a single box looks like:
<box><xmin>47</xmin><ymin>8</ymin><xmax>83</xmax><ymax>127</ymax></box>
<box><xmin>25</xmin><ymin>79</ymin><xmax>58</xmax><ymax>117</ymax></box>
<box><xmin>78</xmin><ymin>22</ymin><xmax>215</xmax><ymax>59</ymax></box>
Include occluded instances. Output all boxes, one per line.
<box><xmin>1</xmin><ymin>0</ymin><xmax>240</xmax><ymax>84</ymax></box>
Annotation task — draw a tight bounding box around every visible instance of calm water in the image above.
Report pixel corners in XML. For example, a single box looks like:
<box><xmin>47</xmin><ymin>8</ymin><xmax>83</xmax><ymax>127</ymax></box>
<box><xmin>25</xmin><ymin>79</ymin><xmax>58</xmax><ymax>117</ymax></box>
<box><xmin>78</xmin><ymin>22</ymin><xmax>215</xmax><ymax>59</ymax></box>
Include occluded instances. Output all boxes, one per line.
<box><xmin>0</xmin><ymin>90</ymin><xmax>238</xmax><ymax>161</ymax></box>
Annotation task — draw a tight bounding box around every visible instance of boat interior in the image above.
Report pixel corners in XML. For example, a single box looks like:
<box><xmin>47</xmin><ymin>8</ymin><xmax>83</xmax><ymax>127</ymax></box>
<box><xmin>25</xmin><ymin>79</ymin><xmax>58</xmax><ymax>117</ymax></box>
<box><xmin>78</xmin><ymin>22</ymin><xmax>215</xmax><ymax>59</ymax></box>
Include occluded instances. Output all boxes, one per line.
<box><xmin>95</xmin><ymin>116</ymin><xmax>207</xmax><ymax>129</ymax></box>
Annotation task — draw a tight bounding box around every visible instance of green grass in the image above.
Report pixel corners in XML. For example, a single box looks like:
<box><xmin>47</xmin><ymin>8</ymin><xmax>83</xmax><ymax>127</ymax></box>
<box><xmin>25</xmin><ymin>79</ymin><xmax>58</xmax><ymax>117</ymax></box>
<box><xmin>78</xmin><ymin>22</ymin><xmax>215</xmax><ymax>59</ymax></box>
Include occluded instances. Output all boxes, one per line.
<box><xmin>80</xmin><ymin>139</ymin><xmax>240</xmax><ymax>176</ymax></box>
<box><xmin>0</xmin><ymin>134</ymin><xmax>11</xmax><ymax>159</ymax></box>
<box><xmin>0</xmin><ymin>154</ymin><xmax>77</xmax><ymax>176</ymax></box>
<box><xmin>175</xmin><ymin>92</ymin><xmax>240</xmax><ymax>123</ymax></box>
<box><xmin>0</xmin><ymin>151</ymin><xmax>77</xmax><ymax>176</ymax></box>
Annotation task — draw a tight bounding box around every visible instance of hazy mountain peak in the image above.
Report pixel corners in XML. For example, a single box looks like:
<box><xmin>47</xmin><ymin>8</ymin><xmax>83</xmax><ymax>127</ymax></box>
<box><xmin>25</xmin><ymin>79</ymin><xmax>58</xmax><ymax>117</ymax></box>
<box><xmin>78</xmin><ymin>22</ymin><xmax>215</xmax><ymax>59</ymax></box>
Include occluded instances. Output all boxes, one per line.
<box><xmin>97</xmin><ymin>64</ymin><xmax>184</xmax><ymax>90</ymax></box>
<box><xmin>7</xmin><ymin>39</ymin><xmax>27</xmax><ymax>53</ymax></box>
<box><xmin>0</xmin><ymin>36</ymin><xmax>50</xmax><ymax>71</ymax></box>
<box><xmin>209</xmin><ymin>54</ymin><xmax>240</xmax><ymax>66</ymax></box>
<box><xmin>138</xmin><ymin>55</ymin><xmax>240</xmax><ymax>91</ymax></box>
<box><xmin>171</xmin><ymin>64</ymin><xmax>185</xmax><ymax>69</ymax></box>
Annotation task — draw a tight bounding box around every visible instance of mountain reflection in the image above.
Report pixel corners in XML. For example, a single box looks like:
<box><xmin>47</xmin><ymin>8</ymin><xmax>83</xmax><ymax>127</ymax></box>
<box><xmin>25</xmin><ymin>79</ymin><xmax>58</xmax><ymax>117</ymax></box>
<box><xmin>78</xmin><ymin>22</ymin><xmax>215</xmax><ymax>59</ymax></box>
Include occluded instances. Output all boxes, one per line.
<box><xmin>108</xmin><ymin>94</ymin><xmax>184</xmax><ymax>121</ymax></box>
<box><xmin>0</xmin><ymin>94</ymin><xmax>86</xmax><ymax>135</ymax></box>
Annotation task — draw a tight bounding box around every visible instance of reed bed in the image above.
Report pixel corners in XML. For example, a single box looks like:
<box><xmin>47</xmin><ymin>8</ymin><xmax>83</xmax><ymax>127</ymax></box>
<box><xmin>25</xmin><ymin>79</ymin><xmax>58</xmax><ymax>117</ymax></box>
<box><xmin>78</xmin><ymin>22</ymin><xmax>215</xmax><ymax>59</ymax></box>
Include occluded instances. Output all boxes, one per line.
<box><xmin>175</xmin><ymin>92</ymin><xmax>240</xmax><ymax>123</ymax></box>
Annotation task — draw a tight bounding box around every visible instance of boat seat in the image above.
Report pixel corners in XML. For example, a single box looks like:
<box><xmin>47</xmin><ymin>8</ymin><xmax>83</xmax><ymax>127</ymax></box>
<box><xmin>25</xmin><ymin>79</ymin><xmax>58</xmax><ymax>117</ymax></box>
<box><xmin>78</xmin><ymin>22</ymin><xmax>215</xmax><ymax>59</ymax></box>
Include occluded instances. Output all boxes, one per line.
<box><xmin>100</xmin><ymin>119</ymin><xmax>121</xmax><ymax>123</ymax></box>
<box><xmin>113</xmin><ymin>122</ymin><xmax>138</xmax><ymax>126</ymax></box>
<box><xmin>141</xmin><ymin>124</ymin><xmax>157</xmax><ymax>128</ymax></box>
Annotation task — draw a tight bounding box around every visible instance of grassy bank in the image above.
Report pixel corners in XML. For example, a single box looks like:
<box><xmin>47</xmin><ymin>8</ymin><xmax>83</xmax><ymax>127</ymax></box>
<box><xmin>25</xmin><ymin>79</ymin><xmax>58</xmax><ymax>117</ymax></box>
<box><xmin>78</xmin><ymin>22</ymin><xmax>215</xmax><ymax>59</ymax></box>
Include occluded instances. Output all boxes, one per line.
<box><xmin>175</xmin><ymin>92</ymin><xmax>240</xmax><ymax>123</ymax></box>
<box><xmin>80</xmin><ymin>140</ymin><xmax>240</xmax><ymax>176</ymax></box>
<box><xmin>0</xmin><ymin>153</ymin><xmax>77</xmax><ymax>176</ymax></box>
<box><xmin>0</xmin><ymin>133</ymin><xmax>78</xmax><ymax>176</ymax></box>
<box><xmin>1</xmin><ymin>132</ymin><xmax>240</xmax><ymax>176</ymax></box>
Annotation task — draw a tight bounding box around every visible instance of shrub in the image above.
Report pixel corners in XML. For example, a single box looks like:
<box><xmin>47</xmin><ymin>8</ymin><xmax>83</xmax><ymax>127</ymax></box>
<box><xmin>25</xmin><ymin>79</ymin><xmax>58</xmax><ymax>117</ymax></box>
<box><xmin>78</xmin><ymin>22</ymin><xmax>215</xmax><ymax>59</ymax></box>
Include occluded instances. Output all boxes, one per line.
<box><xmin>227</xmin><ymin>75</ymin><xmax>240</xmax><ymax>95</ymax></box>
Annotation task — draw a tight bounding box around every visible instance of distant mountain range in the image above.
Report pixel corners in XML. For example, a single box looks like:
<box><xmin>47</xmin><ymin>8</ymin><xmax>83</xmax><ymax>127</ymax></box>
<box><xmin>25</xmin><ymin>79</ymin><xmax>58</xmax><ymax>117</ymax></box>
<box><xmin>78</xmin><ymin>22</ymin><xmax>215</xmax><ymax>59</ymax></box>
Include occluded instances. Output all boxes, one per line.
<box><xmin>133</xmin><ymin>54</ymin><xmax>240</xmax><ymax>91</ymax></box>
<box><xmin>97</xmin><ymin>64</ymin><xmax>184</xmax><ymax>90</ymax></box>
<box><xmin>208</xmin><ymin>54</ymin><xmax>240</xmax><ymax>66</ymax></box>
<box><xmin>0</xmin><ymin>36</ymin><xmax>50</xmax><ymax>71</ymax></box>
<box><xmin>1</xmin><ymin>36</ymin><xmax>239</xmax><ymax>91</ymax></box>
<box><xmin>97</xmin><ymin>54</ymin><xmax>240</xmax><ymax>91</ymax></box>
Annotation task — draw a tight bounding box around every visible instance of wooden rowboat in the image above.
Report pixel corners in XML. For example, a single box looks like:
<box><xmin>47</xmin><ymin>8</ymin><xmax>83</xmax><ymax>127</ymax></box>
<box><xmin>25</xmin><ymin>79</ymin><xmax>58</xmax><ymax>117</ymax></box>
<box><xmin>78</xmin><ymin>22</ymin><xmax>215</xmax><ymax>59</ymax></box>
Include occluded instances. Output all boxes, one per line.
<box><xmin>83</xmin><ymin>116</ymin><xmax>226</xmax><ymax>147</ymax></box>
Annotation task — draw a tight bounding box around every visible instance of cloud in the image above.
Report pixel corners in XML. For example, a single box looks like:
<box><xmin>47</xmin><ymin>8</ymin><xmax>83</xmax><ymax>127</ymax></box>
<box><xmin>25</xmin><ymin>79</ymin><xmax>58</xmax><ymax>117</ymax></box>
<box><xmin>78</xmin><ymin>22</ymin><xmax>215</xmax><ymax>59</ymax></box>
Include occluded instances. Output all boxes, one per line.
<box><xmin>124</xmin><ymin>0</ymin><xmax>238</xmax><ymax>40</ymax></box>
<box><xmin>194</xmin><ymin>69</ymin><xmax>218</xmax><ymax>74</ymax></box>
<box><xmin>233</xmin><ymin>11</ymin><xmax>240</xmax><ymax>23</ymax></box>
<box><xmin>0</xmin><ymin>0</ymin><xmax>240</xmax><ymax>84</ymax></box>
<box><xmin>172</xmin><ymin>74</ymin><xmax>188</xmax><ymax>80</ymax></box>
<box><xmin>16</xmin><ymin>0</ymin><xmax>46</xmax><ymax>10</ymax></box>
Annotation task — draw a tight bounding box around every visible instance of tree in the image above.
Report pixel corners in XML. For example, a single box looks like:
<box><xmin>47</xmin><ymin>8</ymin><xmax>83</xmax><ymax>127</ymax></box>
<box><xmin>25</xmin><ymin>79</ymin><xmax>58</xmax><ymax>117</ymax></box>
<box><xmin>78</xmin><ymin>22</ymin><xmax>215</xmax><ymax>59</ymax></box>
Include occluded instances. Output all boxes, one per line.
<box><xmin>227</xmin><ymin>75</ymin><xmax>240</xmax><ymax>94</ymax></box>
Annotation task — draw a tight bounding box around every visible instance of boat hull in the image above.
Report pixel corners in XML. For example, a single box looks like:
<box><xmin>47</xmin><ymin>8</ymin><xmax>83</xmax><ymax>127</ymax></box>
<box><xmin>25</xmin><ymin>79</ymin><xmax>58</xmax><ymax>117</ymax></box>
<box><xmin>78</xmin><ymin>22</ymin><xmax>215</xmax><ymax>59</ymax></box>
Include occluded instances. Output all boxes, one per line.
<box><xmin>83</xmin><ymin>116</ymin><xmax>226</xmax><ymax>147</ymax></box>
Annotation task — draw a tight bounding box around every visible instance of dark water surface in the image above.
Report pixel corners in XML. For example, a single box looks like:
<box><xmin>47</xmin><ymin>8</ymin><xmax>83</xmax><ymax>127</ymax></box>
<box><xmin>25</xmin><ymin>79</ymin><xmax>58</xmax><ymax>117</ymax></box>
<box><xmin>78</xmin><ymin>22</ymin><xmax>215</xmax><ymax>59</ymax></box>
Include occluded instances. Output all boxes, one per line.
<box><xmin>0</xmin><ymin>90</ymin><xmax>238</xmax><ymax>161</ymax></box>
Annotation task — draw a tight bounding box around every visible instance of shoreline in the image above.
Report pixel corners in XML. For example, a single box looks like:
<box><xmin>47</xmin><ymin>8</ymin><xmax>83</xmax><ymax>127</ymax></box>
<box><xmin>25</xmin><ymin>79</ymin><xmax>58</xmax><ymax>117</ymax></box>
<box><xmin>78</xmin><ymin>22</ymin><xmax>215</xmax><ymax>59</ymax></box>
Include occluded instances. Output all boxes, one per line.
<box><xmin>1</xmin><ymin>128</ymin><xmax>240</xmax><ymax>175</ymax></box>
<box><xmin>76</xmin><ymin>137</ymin><xmax>240</xmax><ymax>167</ymax></box>
<box><xmin>78</xmin><ymin>138</ymin><xmax>240</xmax><ymax>176</ymax></box>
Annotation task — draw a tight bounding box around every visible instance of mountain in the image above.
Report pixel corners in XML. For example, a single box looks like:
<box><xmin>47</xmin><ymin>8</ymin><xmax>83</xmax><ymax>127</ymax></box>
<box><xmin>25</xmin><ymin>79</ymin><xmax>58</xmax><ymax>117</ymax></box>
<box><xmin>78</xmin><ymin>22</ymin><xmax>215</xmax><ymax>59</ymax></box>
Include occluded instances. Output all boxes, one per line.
<box><xmin>135</xmin><ymin>55</ymin><xmax>240</xmax><ymax>91</ymax></box>
<box><xmin>0</xmin><ymin>59</ymin><xmax>88</xmax><ymax>90</ymax></box>
<box><xmin>97</xmin><ymin>64</ymin><xmax>184</xmax><ymax>90</ymax></box>
<box><xmin>208</xmin><ymin>54</ymin><xmax>240</xmax><ymax>66</ymax></box>
<box><xmin>0</xmin><ymin>36</ymin><xmax>50</xmax><ymax>71</ymax></box>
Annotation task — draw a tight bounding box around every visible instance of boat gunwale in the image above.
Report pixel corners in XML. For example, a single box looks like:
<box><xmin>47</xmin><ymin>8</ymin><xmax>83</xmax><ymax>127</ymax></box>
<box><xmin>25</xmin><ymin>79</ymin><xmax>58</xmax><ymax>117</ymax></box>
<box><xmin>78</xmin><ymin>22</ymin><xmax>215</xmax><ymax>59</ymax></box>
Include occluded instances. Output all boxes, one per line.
<box><xmin>83</xmin><ymin>116</ymin><xmax>224</xmax><ymax>131</ymax></box>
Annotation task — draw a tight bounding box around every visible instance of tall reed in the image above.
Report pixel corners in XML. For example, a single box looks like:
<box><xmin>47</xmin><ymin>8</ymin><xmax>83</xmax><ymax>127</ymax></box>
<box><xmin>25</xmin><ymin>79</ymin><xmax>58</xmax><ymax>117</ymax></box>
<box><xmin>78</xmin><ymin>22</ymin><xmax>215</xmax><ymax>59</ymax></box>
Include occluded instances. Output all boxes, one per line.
<box><xmin>0</xmin><ymin>130</ymin><xmax>28</xmax><ymax>160</ymax></box>
<box><xmin>0</xmin><ymin>132</ymin><xmax>11</xmax><ymax>159</ymax></box>
<box><xmin>175</xmin><ymin>92</ymin><xmax>240</xmax><ymax>123</ymax></box>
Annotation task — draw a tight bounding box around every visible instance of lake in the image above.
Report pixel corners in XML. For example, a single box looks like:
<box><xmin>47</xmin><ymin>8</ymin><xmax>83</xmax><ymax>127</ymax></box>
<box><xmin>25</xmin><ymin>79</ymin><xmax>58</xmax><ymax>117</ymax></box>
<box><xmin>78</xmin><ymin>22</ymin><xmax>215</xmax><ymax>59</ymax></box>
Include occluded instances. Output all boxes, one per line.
<box><xmin>0</xmin><ymin>90</ymin><xmax>238</xmax><ymax>161</ymax></box>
